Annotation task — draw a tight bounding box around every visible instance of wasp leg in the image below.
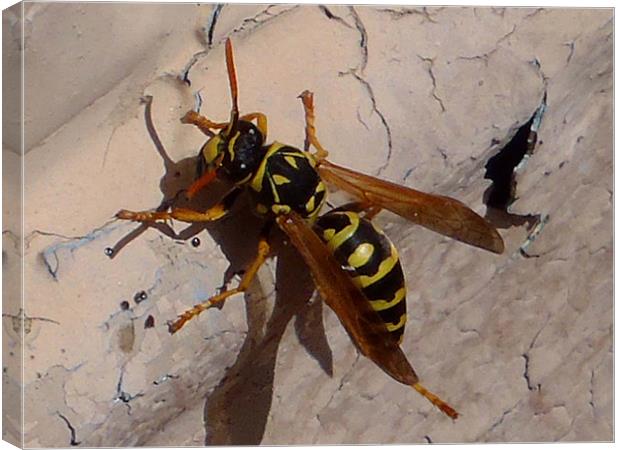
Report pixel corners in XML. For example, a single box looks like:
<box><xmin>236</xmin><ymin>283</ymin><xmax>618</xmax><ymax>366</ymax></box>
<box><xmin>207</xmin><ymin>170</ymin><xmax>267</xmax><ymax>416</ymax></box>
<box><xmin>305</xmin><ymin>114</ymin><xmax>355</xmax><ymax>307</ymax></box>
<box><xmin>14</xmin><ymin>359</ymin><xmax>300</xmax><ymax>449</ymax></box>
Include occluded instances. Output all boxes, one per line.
<box><xmin>185</xmin><ymin>169</ymin><xmax>218</xmax><ymax>199</ymax></box>
<box><xmin>116</xmin><ymin>187</ymin><xmax>242</xmax><ymax>224</ymax></box>
<box><xmin>168</xmin><ymin>228</ymin><xmax>272</xmax><ymax>334</ymax></box>
<box><xmin>413</xmin><ymin>383</ymin><xmax>459</xmax><ymax>420</ymax></box>
<box><xmin>298</xmin><ymin>90</ymin><xmax>329</xmax><ymax>160</ymax></box>
<box><xmin>181</xmin><ymin>110</ymin><xmax>229</xmax><ymax>135</ymax></box>
<box><xmin>240</xmin><ymin>112</ymin><xmax>268</xmax><ymax>138</ymax></box>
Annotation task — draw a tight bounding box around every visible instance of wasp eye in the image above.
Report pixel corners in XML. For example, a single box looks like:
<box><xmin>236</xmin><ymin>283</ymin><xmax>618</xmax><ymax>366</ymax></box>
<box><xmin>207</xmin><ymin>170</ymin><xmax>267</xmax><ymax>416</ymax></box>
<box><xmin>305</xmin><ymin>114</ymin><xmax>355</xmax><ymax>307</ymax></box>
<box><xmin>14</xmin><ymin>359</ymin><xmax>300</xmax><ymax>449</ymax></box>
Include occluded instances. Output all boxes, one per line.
<box><xmin>202</xmin><ymin>136</ymin><xmax>224</xmax><ymax>166</ymax></box>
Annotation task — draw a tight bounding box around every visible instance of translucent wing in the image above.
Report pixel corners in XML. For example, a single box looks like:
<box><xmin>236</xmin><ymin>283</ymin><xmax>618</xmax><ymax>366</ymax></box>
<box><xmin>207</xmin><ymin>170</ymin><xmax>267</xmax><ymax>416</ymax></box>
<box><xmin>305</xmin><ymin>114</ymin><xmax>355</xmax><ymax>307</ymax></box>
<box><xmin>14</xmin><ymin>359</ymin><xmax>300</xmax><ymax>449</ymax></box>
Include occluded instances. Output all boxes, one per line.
<box><xmin>276</xmin><ymin>212</ymin><xmax>458</xmax><ymax>419</ymax></box>
<box><xmin>277</xmin><ymin>213</ymin><xmax>418</xmax><ymax>385</ymax></box>
<box><xmin>318</xmin><ymin>160</ymin><xmax>504</xmax><ymax>254</ymax></box>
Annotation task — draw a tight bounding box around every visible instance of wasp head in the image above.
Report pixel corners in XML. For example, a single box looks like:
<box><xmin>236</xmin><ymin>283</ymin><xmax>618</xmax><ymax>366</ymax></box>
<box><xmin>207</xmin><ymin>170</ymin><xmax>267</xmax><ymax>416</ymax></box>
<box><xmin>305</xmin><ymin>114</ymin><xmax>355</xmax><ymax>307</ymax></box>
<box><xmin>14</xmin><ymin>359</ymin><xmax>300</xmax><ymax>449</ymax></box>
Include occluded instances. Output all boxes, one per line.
<box><xmin>198</xmin><ymin>119</ymin><xmax>265</xmax><ymax>184</ymax></box>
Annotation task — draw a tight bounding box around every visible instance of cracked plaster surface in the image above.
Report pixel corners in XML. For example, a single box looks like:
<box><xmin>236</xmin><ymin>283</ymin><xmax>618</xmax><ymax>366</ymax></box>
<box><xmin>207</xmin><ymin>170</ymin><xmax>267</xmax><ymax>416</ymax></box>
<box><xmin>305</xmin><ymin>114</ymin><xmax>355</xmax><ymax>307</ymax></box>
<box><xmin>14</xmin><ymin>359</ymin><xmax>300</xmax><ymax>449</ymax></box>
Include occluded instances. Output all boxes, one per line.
<box><xmin>2</xmin><ymin>4</ymin><xmax>612</xmax><ymax>446</ymax></box>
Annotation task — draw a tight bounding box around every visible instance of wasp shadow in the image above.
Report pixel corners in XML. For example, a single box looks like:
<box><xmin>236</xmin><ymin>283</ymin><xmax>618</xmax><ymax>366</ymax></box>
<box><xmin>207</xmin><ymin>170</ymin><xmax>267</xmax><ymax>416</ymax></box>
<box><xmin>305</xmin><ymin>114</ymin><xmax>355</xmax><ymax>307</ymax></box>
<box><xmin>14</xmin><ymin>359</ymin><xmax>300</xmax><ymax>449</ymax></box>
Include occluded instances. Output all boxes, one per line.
<box><xmin>108</xmin><ymin>95</ymin><xmax>214</xmax><ymax>253</ymax></box>
<box><xmin>111</xmin><ymin>96</ymin><xmax>334</xmax><ymax>445</ymax></box>
<box><xmin>202</xmin><ymin>235</ymin><xmax>335</xmax><ymax>445</ymax></box>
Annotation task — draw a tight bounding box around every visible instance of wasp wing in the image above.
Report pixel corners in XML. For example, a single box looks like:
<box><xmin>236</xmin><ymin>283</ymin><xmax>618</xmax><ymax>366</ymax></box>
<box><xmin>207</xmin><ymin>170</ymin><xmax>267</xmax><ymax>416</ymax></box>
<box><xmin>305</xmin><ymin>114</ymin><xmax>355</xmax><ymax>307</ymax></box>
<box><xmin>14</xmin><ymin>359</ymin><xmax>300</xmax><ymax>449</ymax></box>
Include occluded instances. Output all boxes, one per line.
<box><xmin>276</xmin><ymin>212</ymin><xmax>418</xmax><ymax>387</ymax></box>
<box><xmin>317</xmin><ymin>160</ymin><xmax>504</xmax><ymax>254</ymax></box>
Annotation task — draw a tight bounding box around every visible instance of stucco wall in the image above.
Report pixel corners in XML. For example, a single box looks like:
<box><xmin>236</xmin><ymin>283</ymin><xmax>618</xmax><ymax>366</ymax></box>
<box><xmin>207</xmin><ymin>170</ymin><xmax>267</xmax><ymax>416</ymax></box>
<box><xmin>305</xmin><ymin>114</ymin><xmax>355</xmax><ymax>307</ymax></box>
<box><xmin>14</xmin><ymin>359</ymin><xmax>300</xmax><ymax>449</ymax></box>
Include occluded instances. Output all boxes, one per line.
<box><xmin>3</xmin><ymin>4</ymin><xmax>612</xmax><ymax>446</ymax></box>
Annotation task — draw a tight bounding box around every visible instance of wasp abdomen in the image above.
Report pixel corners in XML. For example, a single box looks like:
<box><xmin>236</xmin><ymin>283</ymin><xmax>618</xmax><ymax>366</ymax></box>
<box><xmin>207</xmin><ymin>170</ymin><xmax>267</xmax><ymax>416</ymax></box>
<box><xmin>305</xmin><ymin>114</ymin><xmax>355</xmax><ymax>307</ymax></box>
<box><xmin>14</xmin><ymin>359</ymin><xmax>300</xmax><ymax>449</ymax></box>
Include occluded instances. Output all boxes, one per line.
<box><xmin>250</xmin><ymin>143</ymin><xmax>327</xmax><ymax>219</ymax></box>
<box><xmin>315</xmin><ymin>211</ymin><xmax>407</xmax><ymax>343</ymax></box>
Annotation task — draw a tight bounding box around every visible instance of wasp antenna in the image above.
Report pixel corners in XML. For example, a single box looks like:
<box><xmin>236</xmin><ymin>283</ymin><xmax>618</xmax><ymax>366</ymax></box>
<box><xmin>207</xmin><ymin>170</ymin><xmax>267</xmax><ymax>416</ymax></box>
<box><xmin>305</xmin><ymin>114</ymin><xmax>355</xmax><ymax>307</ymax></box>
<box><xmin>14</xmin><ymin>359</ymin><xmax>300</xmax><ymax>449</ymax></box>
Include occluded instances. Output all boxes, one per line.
<box><xmin>225</xmin><ymin>38</ymin><xmax>240</xmax><ymax>132</ymax></box>
<box><xmin>412</xmin><ymin>382</ymin><xmax>459</xmax><ymax>420</ymax></box>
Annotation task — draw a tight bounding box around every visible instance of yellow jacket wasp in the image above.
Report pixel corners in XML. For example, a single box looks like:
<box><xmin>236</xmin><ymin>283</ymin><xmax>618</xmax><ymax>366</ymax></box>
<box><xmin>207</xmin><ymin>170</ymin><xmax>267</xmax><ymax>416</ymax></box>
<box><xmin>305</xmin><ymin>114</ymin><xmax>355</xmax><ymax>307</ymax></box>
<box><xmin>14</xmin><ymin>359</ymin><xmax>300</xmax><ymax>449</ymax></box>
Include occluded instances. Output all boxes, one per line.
<box><xmin>116</xmin><ymin>38</ymin><xmax>504</xmax><ymax>420</ymax></box>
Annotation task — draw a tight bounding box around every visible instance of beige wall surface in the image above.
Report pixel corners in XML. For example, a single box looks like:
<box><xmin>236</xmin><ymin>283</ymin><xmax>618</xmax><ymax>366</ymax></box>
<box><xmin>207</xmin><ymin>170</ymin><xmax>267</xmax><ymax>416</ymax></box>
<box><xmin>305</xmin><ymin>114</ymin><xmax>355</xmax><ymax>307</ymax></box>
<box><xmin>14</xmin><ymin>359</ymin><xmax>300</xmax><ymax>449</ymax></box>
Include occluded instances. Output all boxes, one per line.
<box><xmin>3</xmin><ymin>4</ymin><xmax>612</xmax><ymax>446</ymax></box>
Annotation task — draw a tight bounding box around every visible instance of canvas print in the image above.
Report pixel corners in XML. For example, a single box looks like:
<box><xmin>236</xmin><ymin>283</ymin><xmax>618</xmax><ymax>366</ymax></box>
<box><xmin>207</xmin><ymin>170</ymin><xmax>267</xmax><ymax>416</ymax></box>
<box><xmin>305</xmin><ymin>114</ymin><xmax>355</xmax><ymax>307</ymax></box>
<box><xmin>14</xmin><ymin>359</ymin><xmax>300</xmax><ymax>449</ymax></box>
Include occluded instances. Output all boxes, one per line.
<box><xmin>2</xmin><ymin>3</ymin><xmax>612</xmax><ymax>446</ymax></box>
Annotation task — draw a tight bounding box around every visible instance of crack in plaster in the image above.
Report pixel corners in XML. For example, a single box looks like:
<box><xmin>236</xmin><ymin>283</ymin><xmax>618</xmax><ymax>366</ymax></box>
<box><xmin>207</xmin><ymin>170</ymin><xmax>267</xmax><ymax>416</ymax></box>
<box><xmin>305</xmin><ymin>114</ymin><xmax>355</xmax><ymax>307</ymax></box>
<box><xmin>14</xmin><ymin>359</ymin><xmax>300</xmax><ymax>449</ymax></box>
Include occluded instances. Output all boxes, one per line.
<box><xmin>180</xmin><ymin>50</ymin><xmax>210</xmax><ymax>86</ymax></box>
<box><xmin>417</xmin><ymin>55</ymin><xmax>446</xmax><ymax>113</ymax></box>
<box><xmin>586</xmin><ymin>355</ymin><xmax>611</xmax><ymax>417</ymax></box>
<box><xmin>355</xmin><ymin>108</ymin><xmax>370</xmax><ymax>131</ymax></box>
<box><xmin>316</xmin><ymin>352</ymin><xmax>362</xmax><ymax>425</ymax></box>
<box><xmin>377</xmin><ymin>7</ymin><xmax>441</xmax><ymax>24</ymax></box>
<box><xmin>3</xmin><ymin>308</ymin><xmax>60</xmax><ymax>334</ymax></box>
<box><xmin>81</xmin><ymin>361</ymin><xmax>189</xmax><ymax>444</ymax></box>
<box><xmin>522</xmin><ymin>353</ymin><xmax>536</xmax><ymax>391</ymax></box>
<box><xmin>523</xmin><ymin>8</ymin><xmax>545</xmax><ymax>19</ymax></box>
<box><xmin>563</xmin><ymin>40</ymin><xmax>577</xmax><ymax>65</ymax></box>
<box><xmin>402</xmin><ymin>167</ymin><xmax>415</xmax><ymax>182</ymax></box>
<box><xmin>497</xmin><ymin>24</ymin><xmax>517</xmax><ymax>46</ymax></box>
<box><xmin>485</xmin><ymin>400</ymin><xmax>521</xmax><ymax>437</ymax></box>
<box><xmin>56</xmin><ymin>412</ymin><xmax>81</xmax><ymax>446</ymax></box>
<box><xmin>204</xmin><ymin>4</ymin><xmax>224</xmax><ymax>47</ymax></box>
<box><xmin>521</xmin><ymin>314</ymin><xmax>550</xmax><ymax>391</ymax></box>
<box><xmin>229</xmin><ymin>5</ymin><xmax>299</xmax><ymax>37</ymax></box>
<box><xmin>588</xmin><ymin>370</ymin><xmax>595</xmax><ymax>413</ymax></box>
<box><xmin>456</xmin><ymin>24</ymin><xmax>517</xmax><ymax>64</ymax></box>
<box><xmin>331</xmin><ymin>7</ymin><xmax>392</xmax><ymax>177</ymax></box>
<box><xmin>530</xmin><ymin>57</ymin><xmax>550</xmax><ymax>87</ymax></box>
<box><xmin>26</xmin><ymin>220</ymin><xmax>119</xmax><ymax>249</ymax></box>
<box><xmin>349</xmin><ymin>7</ymin><xmax>368</xmax><ymax>72</ymax></box>
<box><xmin>43</xmin><ymin>250</ymin><xmax>60</xmax><ymax>281</ymax></box>
<box><xmin>519</xmin><ymin>214</ymin><xmax>549</xmax><ymax>258</ymax></box>
<box><xmin>102</xmin><ymin>124</ymin><xmax>120</xmax><ymax>169</ymax></box>
<box><xmin>32</xmin><ymin>221</ymin><xmax>123</xmax><ymax>281</ymax></box>
<box><xmin>318</xmin><ymin>6</ymin><xmax>353</xmax><ymax>29</ymax></box>
<box><xmin>37</xmin><ymin>363</ymin><xmax>88</xmax><ymax>425</ymax></box>
<box><xmin>435</xmin><ymin>146</ymin><xmax>448</xmax><ymax>162</ymax></box>
<box><xmin>114</xmin><ymin>368</ymin><xmax>146</xmax><ymax>416</ymax></box>
<box><xmin>340</xmin><ymin>70</ymin><xmax>393</xmax><ymax>176</ymax></box>
<box><xmin>181</xmin><ymin>5</ymin><xmax>298</xmax><ymax>86</ymax></box>
<box><xmin>153</xmin><ymin>373</ymin><xmax>179</xmax><ymax>386</ymax></box>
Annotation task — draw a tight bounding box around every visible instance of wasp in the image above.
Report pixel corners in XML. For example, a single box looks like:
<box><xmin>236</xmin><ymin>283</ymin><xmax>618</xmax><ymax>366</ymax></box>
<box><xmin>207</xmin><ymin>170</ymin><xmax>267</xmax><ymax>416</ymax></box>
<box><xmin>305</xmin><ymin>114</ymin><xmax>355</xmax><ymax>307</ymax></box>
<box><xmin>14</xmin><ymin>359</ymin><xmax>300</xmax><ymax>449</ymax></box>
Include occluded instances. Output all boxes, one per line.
<box><xmin>116</xmin><ymin>39</ymin><xmax>504</xmax><ymax>420</ymax></box>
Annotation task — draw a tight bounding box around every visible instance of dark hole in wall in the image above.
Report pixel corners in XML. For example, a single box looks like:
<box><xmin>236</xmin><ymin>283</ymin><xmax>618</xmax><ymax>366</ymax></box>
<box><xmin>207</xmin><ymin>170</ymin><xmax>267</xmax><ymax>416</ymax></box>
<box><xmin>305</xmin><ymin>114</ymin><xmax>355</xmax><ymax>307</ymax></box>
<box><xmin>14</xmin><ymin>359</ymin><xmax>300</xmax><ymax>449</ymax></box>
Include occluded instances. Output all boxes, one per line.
<box><xmin>483</xmin><ymin>91</ymin><xmax>546</xmax><ymax>208</ymax></box>
<box><xmin>484</xmin><ymin>116</ymin><xmax>535</xmax><ymax>210</ymax></box>
<box><xmin>482</xmin><ymin>93</ymin><xmax>547</xmax><ymax>233</ymax></box>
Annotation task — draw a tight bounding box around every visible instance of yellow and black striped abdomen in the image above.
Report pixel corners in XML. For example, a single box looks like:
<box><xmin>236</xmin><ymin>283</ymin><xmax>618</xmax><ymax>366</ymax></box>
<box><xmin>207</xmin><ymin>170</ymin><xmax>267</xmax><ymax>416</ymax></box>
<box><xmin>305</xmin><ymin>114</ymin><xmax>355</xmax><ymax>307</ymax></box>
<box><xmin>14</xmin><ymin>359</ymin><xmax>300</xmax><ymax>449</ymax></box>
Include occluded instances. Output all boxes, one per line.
<box><xmin>250</xmin><ymin>143</ymin><xmax>327</xmax><ymax>220</ymax></box>
<box><xmin>314</xmin><ymin>211</ymin><xmax>407</xmax><ymax>343</ymax></box>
